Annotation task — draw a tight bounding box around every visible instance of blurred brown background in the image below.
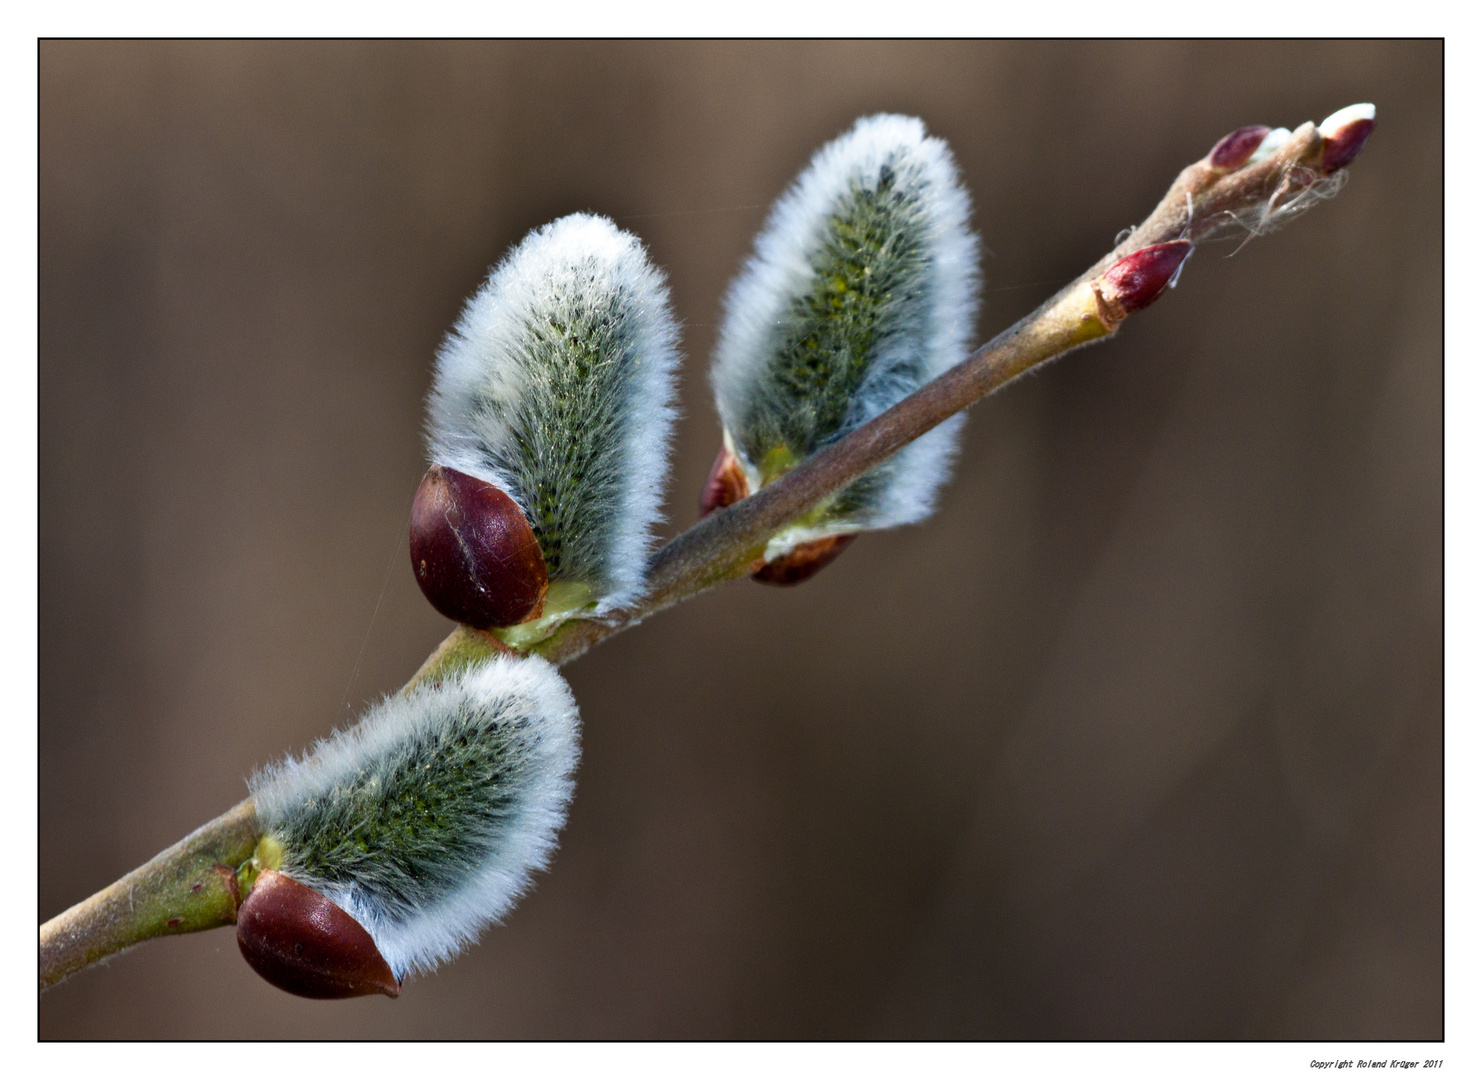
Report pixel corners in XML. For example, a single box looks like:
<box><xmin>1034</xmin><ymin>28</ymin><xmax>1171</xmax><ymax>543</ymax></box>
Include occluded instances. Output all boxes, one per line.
<box><xmin>39</xmin><ymin>41</ymin><xmax>1441</xmax><ymax>1039</ymax></box>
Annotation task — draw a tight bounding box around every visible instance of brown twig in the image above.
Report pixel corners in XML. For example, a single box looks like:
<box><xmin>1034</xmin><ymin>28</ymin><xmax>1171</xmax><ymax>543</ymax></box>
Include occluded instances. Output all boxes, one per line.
<box><xmin>39</xmin><ymin>800</ymin><xmax>260</xmax><ymax>991</ymax></box>
<box><xmin>529</xmin><ymin>123</ymin><xmax>1333</xmax><ymax>667</ymax></box>
<box><xmin>40</xmin><ymin>113</ymin><xmax>1367</xmax><ymax>993</ymax></box>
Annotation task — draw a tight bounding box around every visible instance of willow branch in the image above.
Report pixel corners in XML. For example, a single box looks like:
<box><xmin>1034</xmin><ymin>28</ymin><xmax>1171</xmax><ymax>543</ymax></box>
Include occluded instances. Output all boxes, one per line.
<box><xmin>530</xmin><ymin>123</ymin><xmax>1336</xmax><ymax>667</ymax></box>
<box><xmin>41</xmin><ymin>113</ymin><xmax>1369</xmax><ymax>993</ymax></box>
<box><xmin>39</xmin><ymin>800</ymin><xmax>260</xmax><ymax>991</ymax></box>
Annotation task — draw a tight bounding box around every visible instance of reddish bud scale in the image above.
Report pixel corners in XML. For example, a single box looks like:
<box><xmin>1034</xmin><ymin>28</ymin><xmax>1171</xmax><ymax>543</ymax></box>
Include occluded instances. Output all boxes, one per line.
<box><xmin>699</xmin><ymin>443</ymin><xmax>856</xmax><ymax>586</ymax></box>
<box><xmin>1321</xmin><ymin>118</ymin><xmax>1375</xmax><ymax>174</ymax></box>
<box><xmin>1209</xmin><ymin>125</ymin><xmax>1271</xmax><ymax>170</ymax></box>
<box><xmin>752</xmin><ymin>534</ymin><xmax>856</xmax><ymax>586</ymax></box>
<box><xmin>1098</xmin><ymin>240</ymin><xmax>1194</xmax><ymax>318</ymax></box>
<box><xmin>699</xmin><ymin>443</ymin><xmax>751</xmax><ymax>517</ymax></box>
<box><xmin>410</xmin><ymin>465</ymin><xmax>548</xmax><ymax>629</ymax></box>
<box><xmin>699</xmin><ymin>441</ymin><xmax>865</xmax><ymax>586</ymax></box>
<box><xmin>236</xmin><ymin>870</ymin><xmax>400</xmax><ymax>999</ymax></box>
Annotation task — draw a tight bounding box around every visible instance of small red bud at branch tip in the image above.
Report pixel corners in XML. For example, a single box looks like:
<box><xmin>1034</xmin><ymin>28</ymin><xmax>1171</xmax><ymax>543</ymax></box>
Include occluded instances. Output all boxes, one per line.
<box><xmin>236</xmin><ymin>870</ymin><xmax>400</xmax><ymax>999</ymax></box>
<box><xmin>1209</xmin><ymin>125</ymin><xmax>1271</xmax><ymax>170</ymax></box>
<box><xmin>410</xmin><ymin>465</ymin><xmax>548</xmax><ymax>629</ymax></box>
<box><xmin>1321</xmin><ymin>119</ymin><xmax>1375</xmax><ymax>174</ymax></box>
<box><xmin>1098</xmin><ymin>240</ymin><xmax>1193</xmax><ymax>317</ymax></box>
<box><xmin>1318</xmin><ymin>103</ymin><xmax>1376</xmax><ymax>174</ymax></box>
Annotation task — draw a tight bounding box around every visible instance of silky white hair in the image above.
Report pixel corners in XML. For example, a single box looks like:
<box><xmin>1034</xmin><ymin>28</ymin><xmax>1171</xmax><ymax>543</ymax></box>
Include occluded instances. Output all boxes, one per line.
<box><xmin>428</xmin><ymin>213</ymin><xmax>681</xmax><ymax>613</ymax></box>
<box><xmin>250</xmin><ymin>656</ymin><xmax>580</xmax><ymax>981</ymax></box>
<box><xmin>711</xmin><ymin>114</ymin><xmax>980</xmax><ymax>555</ymax></box>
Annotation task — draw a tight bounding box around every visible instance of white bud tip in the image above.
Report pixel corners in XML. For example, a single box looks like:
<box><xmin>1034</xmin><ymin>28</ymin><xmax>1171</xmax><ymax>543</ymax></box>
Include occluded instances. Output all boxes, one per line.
<box><xmin>1318</xmin><ymin>103</ymin><xmax>1376</xmax><ymax>138</ymax></box>
<box><xmin>1247</xmin><ymin>127</ymin><xmax>1293</xmax><ymax>164</ymax></box>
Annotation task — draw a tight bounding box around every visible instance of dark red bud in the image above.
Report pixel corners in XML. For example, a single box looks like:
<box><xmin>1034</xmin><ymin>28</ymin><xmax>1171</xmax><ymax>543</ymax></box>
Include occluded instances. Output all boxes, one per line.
<box><xmin>1321</xmin><ymin>118</ymin><xmax>1375</xmax><ymax>174</ymax></box>
<box><xmin>699</xmin><ymin>444</ymin><xmax>752</xmax><ymax>517</ymax></box>
<box><xmin>1209</xmin><ymin>125</ymin><xmax>1271</xmax><ymax>169</ymax></box>
<box><xmin>753</xmin><ymin>534</ymin><xmax>855</xmax><ymax>587</ymax></box>
<box><xmin>236</xmin><ymin>870</ymin><xmax>400</xmax><ymax>1000</ymax></box>
<box><xmin>1099</xmin><ymin>240</ymin><xmax>1194</xmax><ymax>317</ymax></box>
<box><xmin>410</xmin><ymin>465</ymin><xmax>548</xmax><ymax>629</ymax></box>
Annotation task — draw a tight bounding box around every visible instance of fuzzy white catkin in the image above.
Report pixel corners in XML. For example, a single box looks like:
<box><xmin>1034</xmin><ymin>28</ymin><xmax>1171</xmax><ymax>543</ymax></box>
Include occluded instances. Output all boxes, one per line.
<box><xmin>249</xmin><ymin>656</ymin><xmax>580</xmax><ymax>980</ymax></box>
<box><xmin>427</xmin><ymin>213</ymin><xmax>681</xmax><ymax>613</ymax></box>
<box><xmin>711</xmin><ymin>114</ymin><xmax>980</xmax><ymax>558</ymax></box>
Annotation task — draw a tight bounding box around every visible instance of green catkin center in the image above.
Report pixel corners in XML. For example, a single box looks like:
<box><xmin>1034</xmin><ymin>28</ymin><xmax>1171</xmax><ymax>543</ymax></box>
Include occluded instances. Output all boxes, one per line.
<box><xmin>473</xmin><ymin>276</ymin><xmax>637</xmax><ymax>591</ymax></box>
<box><xmin>739</xmin><ymin>156</ymin><xmax>934</xmax><ymax>514</ymax></box>
<box><xmin>271</xmin><ymin>705</ymin><xmax>534</xmax><ymax>915</ymax></box>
